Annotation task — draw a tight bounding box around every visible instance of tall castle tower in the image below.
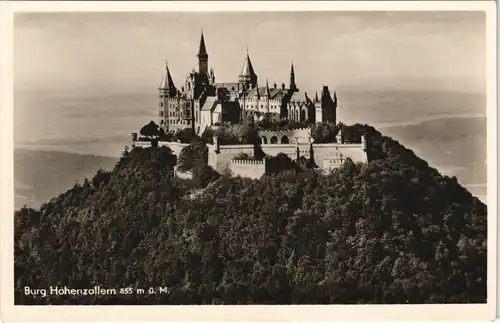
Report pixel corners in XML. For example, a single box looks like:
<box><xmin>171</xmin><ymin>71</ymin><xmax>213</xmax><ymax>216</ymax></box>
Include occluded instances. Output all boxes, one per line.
<box><xmin>197</xmin><ymin>31</ymin><xmax>209</xmax><ymax>75</ymax></box>
<box><xmin>158</xmin><ymin>61</ymin><xmax>177</xmax><ymax>131</ymax></box>
<box><xmin>313</xmin><ymin>86</ymin><xmax>337</xmax><ymax>125</ymax></box>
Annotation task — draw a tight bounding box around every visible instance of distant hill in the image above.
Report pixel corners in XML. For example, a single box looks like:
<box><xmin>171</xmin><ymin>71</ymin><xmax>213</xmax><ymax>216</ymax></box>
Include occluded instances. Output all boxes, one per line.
<box><xmin>14</xmin><ymin>149</ymin><xmax>118</xmax><ymax>209</ymax></box>
<box><xmin>380</xmin><ymin>117</ymin><xmax>486</xmax><ymax>201</ymax></box>
<box><xmin>14</xmin><ymin>125</ymin><xmax>487</xmax><ymax>305</ymax></box>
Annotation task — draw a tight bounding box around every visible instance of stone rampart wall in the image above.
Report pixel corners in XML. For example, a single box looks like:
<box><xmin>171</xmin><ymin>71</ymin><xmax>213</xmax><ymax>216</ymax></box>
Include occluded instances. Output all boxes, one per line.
<box><xmin>228</xmin><ymin>159</ymin><xmax>266</xmax><ymax>179</ymax></box>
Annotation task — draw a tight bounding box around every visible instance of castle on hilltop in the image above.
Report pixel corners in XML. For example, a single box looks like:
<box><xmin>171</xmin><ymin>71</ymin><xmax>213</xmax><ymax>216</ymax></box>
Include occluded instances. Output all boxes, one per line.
<box><xmin>158</xmin><ymin>31</ymin><xmax>338</xmax><ymax>134</ymax></box>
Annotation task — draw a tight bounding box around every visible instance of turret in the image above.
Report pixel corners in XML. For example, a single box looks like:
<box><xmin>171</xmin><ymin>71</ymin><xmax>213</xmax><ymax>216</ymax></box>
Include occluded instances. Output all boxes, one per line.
<box><xmin>239</xmin><ymin>50</ymin><xmax>258</xmax><ymax>90</ymax></box>
<box><xmin>361</xmin><ymin>135</ymin><xmax>367</xmax><ymax>151</ymax></box>
<box><xmin>197</xmin><ymin>30</ymin><xmax>208</xmax><ymax>75</ymax></box>
<box><xmin>265</xmin><ymin>79</ymin><xmax>271</xmax><ymax>97</ymax></box>
<box><xmin>158</xmin><ymin>60</ymin><xmax>177</xmax><ymax>96</ymax></box>
<box><xmin>213</xmin><ymin>135</ymin><xmax>220</xmax><ymax>153</ymax></box>
<box><xmin>336</xmin><ymin>128</ymin><xmax>343</xmax><ymax>144</ymax></box>
<box><xmin>209</xmin><ymin>68</ymin><xmax>215</xmax><ymax>84</ymax></box>
<box><xmin>320</xmin><ymin>85</ymin><xmax>337</xmax><ymax>125</ymax></box>
<box><xmin>158</xmin><ymin>60</ymin><xmax>177</xmax><ymax>131</ymax></box>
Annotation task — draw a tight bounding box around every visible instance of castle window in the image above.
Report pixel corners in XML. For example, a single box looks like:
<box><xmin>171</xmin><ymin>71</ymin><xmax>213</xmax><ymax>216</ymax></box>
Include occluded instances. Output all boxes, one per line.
<box><xmin>160</xmin><ymin>102</ymin><xmax>164</xmax><ymax>107</ymax></box>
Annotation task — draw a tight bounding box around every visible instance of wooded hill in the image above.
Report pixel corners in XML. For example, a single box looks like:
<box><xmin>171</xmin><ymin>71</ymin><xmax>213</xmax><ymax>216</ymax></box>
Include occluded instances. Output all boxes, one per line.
<box><xmin>14</xmin><ymin>124</ymin><xmax>487</xmax><ymax>305</ymax></box>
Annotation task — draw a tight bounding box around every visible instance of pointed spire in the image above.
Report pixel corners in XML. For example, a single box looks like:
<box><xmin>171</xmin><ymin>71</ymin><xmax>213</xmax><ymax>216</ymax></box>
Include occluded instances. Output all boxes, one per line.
<box><xmin>240</xmin><ymin>51</ymin><xmax>256</xmax><ymax>77</ymax></box>
<box><xmin>265</xmin><ymin>79</ymin><xmax>271</xmax><ymax>96</ymax></box>
<box><xmin>334</xmin><ymin>90</ymin><xmax>337</xmax><ymax>101</ymax></box>
<box><xmin>256</xmin><ymin>81</ymin><xmax>260</xmax><ymax>99</ymax></box>
<box><xmin>159</xmin><ymin>60</ymin><xmax>176</xmax><ymax>92</ymax></box>
<box><xmin>290</xmin><ymin>61</ymin><xmax>297</xmax><ymax>91</ymax></box>
<box><xmin>197</xmin><ymin>30</ymin><xmax>208</xmax><ymax>58</ymax></box>
<box><xmin>315</xmin><ymin>91</ymin><xmax>319</xmax><ymax>103</ymax></box>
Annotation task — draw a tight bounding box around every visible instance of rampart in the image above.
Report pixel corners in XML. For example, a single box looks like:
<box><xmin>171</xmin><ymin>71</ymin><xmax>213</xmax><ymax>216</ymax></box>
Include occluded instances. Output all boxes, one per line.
<box><xmin>207</xmin><ymin>142</ymin><xmax>255</xmax><ymax>172</ymax></box>
<box><xmin>132</xmin><ymin>131</ymin><xmax>368</xmax><ymax>179</ymax></box>
<box><xmin>131</xmin><ymin>140</ymin><xmax>189</xmax><ymax>156</ymax></box>
<box><xmin>228</xmin><ymin>159</ymin><xmax>266</xmax><ymax>179</ymax></box>
<box><xmin>313</xmin><ymin>142</ymin><xmax>368</xmax><ymax>168</ymax></box>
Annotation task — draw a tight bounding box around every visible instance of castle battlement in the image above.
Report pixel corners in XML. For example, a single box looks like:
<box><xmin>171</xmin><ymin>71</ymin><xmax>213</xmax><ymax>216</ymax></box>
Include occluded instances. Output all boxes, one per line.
<box><xmin>231</xmin><ymin>159</ymin><xmax>266</xmax><ymax>165</ymax></box>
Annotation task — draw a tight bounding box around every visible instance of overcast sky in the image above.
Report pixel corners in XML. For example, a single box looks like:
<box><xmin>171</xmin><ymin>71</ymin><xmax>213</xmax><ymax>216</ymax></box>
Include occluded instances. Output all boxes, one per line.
<box><xmin>14</xmin><ymin>11</ymin><xmax>486</xmax><ymax>95</ymax></box>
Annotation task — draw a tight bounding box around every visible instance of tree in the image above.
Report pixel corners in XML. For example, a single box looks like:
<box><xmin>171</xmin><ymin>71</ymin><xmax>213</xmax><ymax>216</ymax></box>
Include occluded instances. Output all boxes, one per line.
<box><xmin>176</xmin><ymin>128</ymin><xmax>198</xmax><ymax>143</ymax></box>
<box><xmin>191</xmin><ymin>161</ymin><xmax>220</xmax><ymax>187</ymax></box>
<box><xmin>140</xmin><ymin>121</ymin><xmax>159</xmax><ymax>138</ymax></box>
<box><xmin>14</xmin><ymin>123</ymin><xmax>488</xmax><ymax>305</ymax></box>
<box><xmin>177</xmin><ymin>142</ymin><xmax>208</xmax><ymax>172</ymax></box>
<box><xmin>311</xmin><ymin>122</ymin><xmax>337</xmax><ymax>143</ymax></box>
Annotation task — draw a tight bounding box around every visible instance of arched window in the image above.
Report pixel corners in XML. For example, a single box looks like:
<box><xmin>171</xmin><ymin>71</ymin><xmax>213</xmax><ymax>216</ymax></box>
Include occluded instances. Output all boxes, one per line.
<box><xmin>270</xmin><ymin>136</ymin><xmax>278</xmax><ymax>144</ymax></box>
<box><xmin>281</xmin><ymin>136</ymin><xmax>289</xmax><ymax>144</ymax></box>
<box><xmin>261</xmin><ymin>136</ymin><xmax>268</xmax><ymax>144</ymax></box>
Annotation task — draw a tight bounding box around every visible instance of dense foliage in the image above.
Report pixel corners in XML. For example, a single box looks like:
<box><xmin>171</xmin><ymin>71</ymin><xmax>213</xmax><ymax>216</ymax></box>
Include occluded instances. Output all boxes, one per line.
<box><xmin>14</xmin><ymin>149</ymin><xmax>118</xmax><ymax>209</ymax></box>
<box><xmin>138</xmin><ymin>121</ymin><xmax>199</xmax><ymax>144</ymax></box>
<box><xmin>14</xmin><ymin>124</ymin><xmax>487</xmax><ymax>305</ymax></box>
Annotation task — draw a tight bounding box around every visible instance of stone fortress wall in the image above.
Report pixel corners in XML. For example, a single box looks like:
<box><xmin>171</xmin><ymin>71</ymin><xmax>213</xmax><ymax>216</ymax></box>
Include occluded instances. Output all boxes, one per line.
<box><xmin>131</xmin><ymin>127</ymin><xmax>368</xmax><ymax>179</ymax></box>
<box><xmin>228</xmin><ymin>159</ymin><xmax>266</xmax><ymax>179</ymax></box>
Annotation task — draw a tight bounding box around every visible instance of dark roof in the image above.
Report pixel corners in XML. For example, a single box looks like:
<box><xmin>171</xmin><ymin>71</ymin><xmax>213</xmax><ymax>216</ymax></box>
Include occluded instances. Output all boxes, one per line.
<box><xmin>201</xmin><ymin>96</ymin><xmax>217</xmax><ymax>111</ymax></box>
<box><xmin>197</xmin><ymin>31</ymin><xmax>208</xmax><ymax>58</ymax></box>
<box><xmin>159</xmin><ymin>62</ymin><xmax>176</xmax><ymax>91</ymax></box>
<box><xmin>243</xmin><ymin>86</ymin><xmax>286</xmax><ymax>99</ymax></box>
<box><xmin>240</xmin><ymin>54</ymin><xmax>256</xmax><ymax>77</ymax></box>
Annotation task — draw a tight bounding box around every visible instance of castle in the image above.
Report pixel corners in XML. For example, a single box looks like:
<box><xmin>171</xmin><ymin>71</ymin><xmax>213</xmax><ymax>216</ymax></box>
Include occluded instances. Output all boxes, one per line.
<box><xmin>158</xmin><ymin>31</ymin><xmax>338</xmax><ymax>135</ymax></box>
<box><xmin>132</xmin><ymin>31</ymin><xmax>368</xmax><ymax>179</ymax></box>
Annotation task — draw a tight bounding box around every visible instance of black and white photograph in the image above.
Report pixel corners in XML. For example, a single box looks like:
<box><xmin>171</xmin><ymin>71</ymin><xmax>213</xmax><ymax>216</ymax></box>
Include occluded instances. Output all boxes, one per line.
<box><xmin>1</xmin><ymin>1</ymin><xmax>496</xmax><ymax>320</ymax></box>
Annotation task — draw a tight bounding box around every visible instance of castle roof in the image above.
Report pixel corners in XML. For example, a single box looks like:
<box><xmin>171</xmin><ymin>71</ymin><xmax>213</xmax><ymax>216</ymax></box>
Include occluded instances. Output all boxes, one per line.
<box><xmin>201</xmin><ymin>96</ymin><xmax>217</xmax><ymax>111</ymax></box>
<box><xmin>240</xmin><ymin>53</ymin><xmax>256</xmax><ymax>78</ymax></box>
<box><xmin>197</xmin><ymin>31</ymin><xmax>208</xmax><ymax>58</ymax></box>
<box><xmin>245</xmin><ymin>86</ymin><xmax>285</xmax><ymax>99</ymax></box>
<box><xmin>290</xmin><ymin>90</ymin><xmax>310</xmax><ymax>103</ymax></box>
<box><xmin>159</xmin><ymin>61</ymin><xmax>176</xmax><ymax>91</ymax></box>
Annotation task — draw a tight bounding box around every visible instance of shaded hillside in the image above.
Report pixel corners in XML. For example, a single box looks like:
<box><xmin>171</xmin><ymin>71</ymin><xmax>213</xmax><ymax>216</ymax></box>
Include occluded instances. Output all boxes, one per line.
<box><xmin>14</xmin><ymin>125</ymin><xmax>487</xmax><ymax>305</ymax></box>
<box><xmin>381</xmin><ymin>117</ymin><xmax>486</xmax><ymax>199</ymax></box>
<box><xmin>14</xmin><ymin>149</ymin><xmax>118</xmax><ymax>209</ymax></box>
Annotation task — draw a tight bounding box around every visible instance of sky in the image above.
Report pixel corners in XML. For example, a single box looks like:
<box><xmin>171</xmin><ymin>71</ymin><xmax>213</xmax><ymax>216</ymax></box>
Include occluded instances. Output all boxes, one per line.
<box><xmin>14</xmin><ymin>11</ymin><xmax>486</xmax><ymax>95</ymax></box>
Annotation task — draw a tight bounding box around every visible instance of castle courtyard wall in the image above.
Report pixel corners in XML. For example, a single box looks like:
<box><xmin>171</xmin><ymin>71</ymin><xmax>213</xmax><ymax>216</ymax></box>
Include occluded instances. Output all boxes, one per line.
<box><xmin>208</xmin><ymin>144</ymin><xmax>255</xmax><ymax>172</ymax></box>
<box><xmin>313</xmin><ymin>143</ymin><xmax>368</xmax><ymax>166</ymax></box>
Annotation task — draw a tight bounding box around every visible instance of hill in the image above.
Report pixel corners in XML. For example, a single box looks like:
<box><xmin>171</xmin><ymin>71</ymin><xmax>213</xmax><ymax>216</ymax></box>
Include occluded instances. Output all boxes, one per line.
<box><xmin>14</xmin><ymin>149</ymin><xmax>118</xmax><ymax>209</ymax></box>
<box><xmin>14</xmin><ymin>125</ymin><xmax>487</xmax><ymax>305</ymax></box>
<box><xmin>381</xmin><ymin>117</ymin><xmax>486</xmax><ymax>201</ymax></box>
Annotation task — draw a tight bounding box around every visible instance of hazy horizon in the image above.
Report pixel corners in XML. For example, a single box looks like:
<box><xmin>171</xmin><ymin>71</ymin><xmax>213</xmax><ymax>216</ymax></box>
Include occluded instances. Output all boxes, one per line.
<box><xmin>15</xmin><ymin>11</ymin><xmax>486</xmax><ymax>95</ymax></box>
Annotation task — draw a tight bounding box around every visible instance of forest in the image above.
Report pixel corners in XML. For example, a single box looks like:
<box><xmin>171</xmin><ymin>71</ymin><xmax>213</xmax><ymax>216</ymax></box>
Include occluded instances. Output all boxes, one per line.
<box><xmin>14</xmin><ymin>123</ymin><xmax>487</xmax><ymax>305</ymax></box>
